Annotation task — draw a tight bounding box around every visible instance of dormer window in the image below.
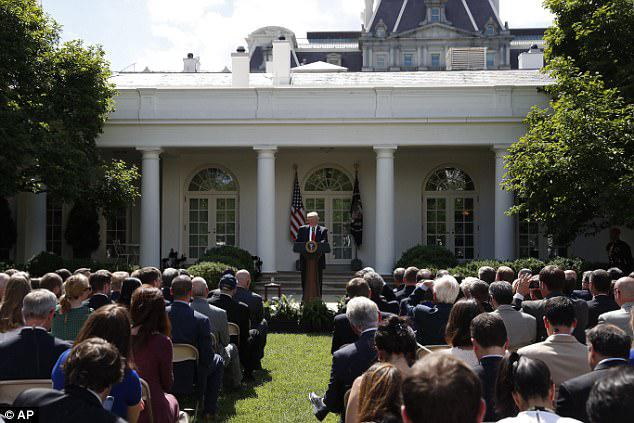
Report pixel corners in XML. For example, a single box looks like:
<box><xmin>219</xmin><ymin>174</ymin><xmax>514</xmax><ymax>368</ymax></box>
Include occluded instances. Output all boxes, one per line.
<box><xmin>485</xmin><ymin>24</ymin><xmax>496</xmax><ymax>36</ymax></box>
<box><xmin>431</xmin><ymin>7</ymin><xmax>441</xmax><ymax>22</ymax></box>
<box><xmin>375</xmin><ymin>19</ymin><xmax>387</xmax><ymax>38</ymax></box>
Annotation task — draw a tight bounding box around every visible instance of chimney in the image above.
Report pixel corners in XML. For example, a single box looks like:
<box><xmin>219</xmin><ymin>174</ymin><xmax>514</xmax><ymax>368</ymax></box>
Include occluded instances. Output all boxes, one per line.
<box><xmin>183</xmin><ymin>52</ymin><xmax>200</xmax><ymax>72</ymax></box>
<box><xmin>363</xmin><ymin>0</ymin><xmax>374</xmax><ymax>29</ymax></box>
<box><xmin>272</xmin><ymin>36</ymin><xmax>291</xmax><ymax>86</ymax></box>
<box><xmin>232</xmin><ymin>46</ymin><xmax>250</xmax><ymax>87</ymax></box>
<box><xmin>518</xmin><ymin>44</ymin><xmax>544</xmax><ymax>70</ymax></box>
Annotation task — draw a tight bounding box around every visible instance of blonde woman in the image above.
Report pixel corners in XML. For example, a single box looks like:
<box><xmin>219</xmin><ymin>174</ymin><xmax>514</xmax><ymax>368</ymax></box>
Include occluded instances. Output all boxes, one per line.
<box><xmin>51</xmin><ymin>274</ymin><xmax>92</xmax><ymax>341</ymax></box>
<box><xmin>0</xmin><ymin>275</ymin><xmax>31</xmax><ymax>332</ymax></box>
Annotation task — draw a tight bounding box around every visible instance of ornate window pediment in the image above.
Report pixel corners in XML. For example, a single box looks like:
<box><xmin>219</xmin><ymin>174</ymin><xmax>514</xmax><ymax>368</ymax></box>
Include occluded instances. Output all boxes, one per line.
<box><xmin>375</xmin><ymin>19</ymin><xmax>387</xmax><ymax>38</ymax></box>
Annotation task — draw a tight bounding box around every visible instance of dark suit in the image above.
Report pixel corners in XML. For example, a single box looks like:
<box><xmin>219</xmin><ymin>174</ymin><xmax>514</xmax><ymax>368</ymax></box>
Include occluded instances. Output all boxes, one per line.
<box><xmin>395</xmin><ymin>285</ymin><xmax>416</xmax><ymax>302</ymax></box>
<box><xmin>572</xmin><ymin>289</ymin><xmax>592</xmax><ymax>301</ymax></box>
<box><xmin>586</xmin><ymin>294</ymin><xmax>619</xmax><ymax>328</ymax></box>
<box><xmin>0</xmin><ymin>327</ymin><xmax>71</xmax><ymax>380</ymax></box>
<box><xmin>167</xmin><ymin>301</ymin><xmax>224</xmax><ymax>414</ymax></box>
<box><xmin>296</xmin><ymin>224</ymin><xmax>328</xmax><ymax>294</ymax></box>
<box><xmin>474</xmin><ymin>355</ymin><xmax>504</xmax><ymax>422</ymax></box>
<box><xmin>371</xmin><ymin>294</ymin><xmax>399</xmax><ymax>315</ymax></box>
<box><xmin>381</xmin><ymin>284</ymin><xmax>397</xmax><ymax>302</ymax></box>
<box><xmin>405</xmin><ymin>302</ymin><xmax>453</xmax><ymax>345</ymax></box>
<box><xmin>83</xmin><ymin>293</ymin><xmax>111</xmax><ymax>311</ymax></box>
<box><xmin>318</xmin><ymin>329</ymin><xmax>377</xmax><ymax>419</ymax></box>
<box><xmin>520</xmin><ymin>292</ymin><xmax>589</xmax><ymax>343</ymax></box>
<box><xmin>14</xmin><ymin>385</ymin><xmax>126</xmax><ymax>423</ymax></box>
<box><xmin>330</xmin><ymin>311</ymin><xmax>391</xmax><ymax>354</ymax></box>
<box><xmin>234</xmin><ymin>286</ymin><xmax>268</xmax><ymax>360</ymax></box>
<box><xmin>109</xmin><ymin>291</ymin><xmax>121</xmax><ymax>303</ymax></box>
<box><xmin>556</xmin><ymin>359</ymin><xmax>628</xmax><ymax>421</ymax></box>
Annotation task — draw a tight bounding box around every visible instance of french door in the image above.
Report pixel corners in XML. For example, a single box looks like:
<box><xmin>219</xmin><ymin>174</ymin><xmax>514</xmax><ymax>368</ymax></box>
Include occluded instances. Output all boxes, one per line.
<box><xmin>305</xmin><ymin>196</ymin><xmax>353</xmax><ymax>264</ymax></box>
<box><xmin>186</xmin><ymin>195</ymin><xmax>238</xmax><ymax>260</ymax></box>
<box><xmin>423</xmin><ymin>194</ymin><xmax>478</xmax><ymax>261</ymax></box>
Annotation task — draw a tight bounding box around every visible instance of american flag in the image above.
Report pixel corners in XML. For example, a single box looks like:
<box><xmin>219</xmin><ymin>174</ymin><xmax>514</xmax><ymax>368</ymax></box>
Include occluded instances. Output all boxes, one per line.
<box><xmin>289</xmin><ymin>171</ymin><xmax>305</xmax><ymax>241</ymax></box>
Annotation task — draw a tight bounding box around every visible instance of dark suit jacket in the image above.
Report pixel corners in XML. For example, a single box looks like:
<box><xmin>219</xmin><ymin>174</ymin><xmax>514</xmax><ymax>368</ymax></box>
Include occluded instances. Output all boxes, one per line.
<box><xmin>406</xmin><ymin>302</ymin><xmax>453</xmax><ymax>345</ymax></box>
<box><xmin>586</xmin><ymin>294</ymin><xmax>619</xmax><ymax>328</ymax></box>
<box><xmin>381</xmin><ymin>284</ymin><xmax>397</xmax><ymax>302</ymax></box>
<box><xmin>295</xmin><ymin>225</ymin><xmax>329</xmax><ymax>269</ymax></box>
<box><xmin>474</xmin><ymin>355</ymin><xmax>503</xmax><ymax>422</ymax></box>
<box><xmin>0</xmin><ymin>327</ymin><xmax>71</xmax><ymax>380</ymax></box>
<box><xmin>234</xmin><ymin>287</ymin><xmax>264</xmax><ymax>329</ymax></box>
<box><xmin>84</xmin><ymin>293</ymin><xmax>111</xmax><ymax>311</ymax></box>
<box><xmin>208</xmin><ymin>293</ymin><xmax>250</xmax><ymax>348</ymax></box>
<box><xmin>520</xmin><ymin>292</ymin><xmax>589</xmax><ymax>343</ymax></box>
<box><xmin>556</xmin><ymin>359</ymin><xmax>628</xmax><ymax>421</ymax></box>
<box><xmin>323</xmin><ymin>329</ymin><xmax>377</xmax><ymax>414</ymax></box>
<box><xmin>330</xmin><ymin>311</ymin><xmax>391</xmax><ymax>354</ymax></box>
<box><xmin>109</xmin><ymin>291</ymin><xmax>120</xmax><ymax>303</ymax></box>
<box><xmin>14</xmin><ymin>385</ymin><xmax>126</xmax><ymax>423</ymax></box>
<box><xmin>167</xmin><ymin>301</ymin><xmax>215</xmax><ymax>394</ymax></box>
<box><xmin>371</xmin><ymin>294</ymin><xmax>399</xmax><ymax>315</ymax></box>
<box><xmin>395</xmin><ymin>285</ymin><xmax>416</xmax><ymax>302</ymax></box>
<box><xmin>572</xmin><ymin>289</ymin><xmax>592</xmax><ymax>301</ymax></box>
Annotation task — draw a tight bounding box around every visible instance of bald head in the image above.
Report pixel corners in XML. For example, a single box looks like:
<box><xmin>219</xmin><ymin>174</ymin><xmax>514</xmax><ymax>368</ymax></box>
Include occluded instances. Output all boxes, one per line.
<box><xmin>191</xmin><ymin>277</ymin><xmax>208</xmax><ymax>298</ymax></box>
<box><xmin>235</xmin><ymin>269</ymin><xmax>250</xmax><ymax>289</ymax></box>
<box><xmin>614</xmin><ymin>277</ymin><xmax>634</xmax><ymax>306</ymax></box>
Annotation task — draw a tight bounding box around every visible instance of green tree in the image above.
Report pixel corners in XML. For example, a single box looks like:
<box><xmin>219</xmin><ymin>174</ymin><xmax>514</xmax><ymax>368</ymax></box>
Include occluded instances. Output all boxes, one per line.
<box><xmin>0</xmin><ymin>0</ymin><xmax>139</xmax><ymax>210</ymax></box>
<box><xmin>544</xmin><ymin>0</ymin><xmax>634</xmax><ymax>101</ymax></box>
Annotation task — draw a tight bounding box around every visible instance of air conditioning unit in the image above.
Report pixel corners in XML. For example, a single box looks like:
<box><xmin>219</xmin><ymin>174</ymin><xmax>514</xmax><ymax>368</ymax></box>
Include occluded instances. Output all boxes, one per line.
<box><xmin>446</xmin><ymin>47</ymin><xmax>487</xmax><ymax>71</ymax></box>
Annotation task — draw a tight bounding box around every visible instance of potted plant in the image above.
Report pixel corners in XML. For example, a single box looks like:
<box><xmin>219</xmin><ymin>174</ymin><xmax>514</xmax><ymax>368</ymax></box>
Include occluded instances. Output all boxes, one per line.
<box><xmin>265</xmin><ymin>295</ymin><xmax>301</xmax><ymax>333</ymax></box>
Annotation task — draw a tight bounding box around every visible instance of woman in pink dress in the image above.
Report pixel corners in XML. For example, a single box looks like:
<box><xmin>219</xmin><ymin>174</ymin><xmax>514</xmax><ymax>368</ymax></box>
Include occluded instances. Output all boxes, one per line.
<box><xmin>130</xmin><ymin>286</ymin><xmax>180</xmax><ymax>423</ymax></box>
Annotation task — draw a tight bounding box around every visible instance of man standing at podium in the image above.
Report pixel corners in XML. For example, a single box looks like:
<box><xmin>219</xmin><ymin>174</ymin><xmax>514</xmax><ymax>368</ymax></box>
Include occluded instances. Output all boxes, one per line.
<box><xmin>296</xmin><ymin>212</ymin><xmax>329</xmax><ymax>297</ymax></box>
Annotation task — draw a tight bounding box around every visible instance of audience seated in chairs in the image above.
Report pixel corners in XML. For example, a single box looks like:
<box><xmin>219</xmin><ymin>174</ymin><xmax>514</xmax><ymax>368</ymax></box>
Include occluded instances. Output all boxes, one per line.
<box><xmin>40</xmin><ymin>273</ymin><xmax>63</xmax><ymax>299</ymax></box>
<box><xmin>85</xmin><ymin>270</ymin><xmax>113</xmax><ymax>311</ymax></box>
<box><xmin>0</xmin><ymin>274</ymin><xmax>31</xmax><ymax>333</ymax></box>
<box><xmin>52</xmin><ymin>304</ymin><xmax>143</xmax><ymax>423</ymax></box>
<box><xmin>161</xmin><ymin>268</ymin><xmax>180</xmax><ymax>303</ymax></box>
<box><xmin>394</xmin><ymin>267</ymin><xmax>418</xmax><ymax>303</ymax></box>
<box><xmin>117</xmin><ymin>277</ymin><xmax>142</xmax><ymax>309</ymax></box>
<box><xmin>346</xmin><ymin>315</ymin><xmax>416</xmax><ymax>423</ymax></box>
<box><xmin>353</xmin><ymin>363</ymin><xmax>402</xmax><ymax>423</ymax></box>
<box><xmin>404</xmin><ymin>275</ymin><xmax>460</xmax><ymax>345</ymax></box>
<box><xmin>439</xmin><ymin>299</ymin><xmax>482</xmax><ymax>368</ymax></box>
<box><xmin>234</xmin><ymin>269</ymin><xmax>268</xmax><ymax>366</ymax></box>
<box><xmin>309</xmin><ymin>297</ymin><xmax>379</xmax><ymax>421</ymax></box>
<box><xmin>130</xmin><ymin>287</ymin><xmax>181</xmax><ymax>423</ymax></box>
<box><xmin>109</xmin><ymin>271</ymin><xmax>129</xmax><ymax>303</ymax></box>
<box><xmin>52</xmin><ymin>274</ymin><xmax>92</xmax><ymax>341</ymax></box>
<box><xmin>401</xmin><ymin>354</ymin><xmax>485</xmax><ymax>423</ymax></box>
<box><xmin>364</xmin><ymin>271</ymin><xmax>399</xmax><ymax>315</ymax></box>
<box><xmin>0</xmin><ymin>290</ymin><xmax>70</xmax><ymax>380</ymax></box>
<box><xmin>489</xmin><ymin>281</ymin><xmax>537</xmax><ymax>350</ymax></box>
<box><xmin>133</xmin><ymin>267</ymin><xmax>162</xmax><ymax>289</ymax></box>
<box><xmin>190</xmin><ymin>277</ymin><xmax>242</xmax><ymax>388</ymax></box>
<box><xmin>332</xmin><ymin>278</ymin><xmax>371</xmax><ymax>354</ymax></box>
<box><xmin>586</xmin><ymin>366</ymin><xmax>634</xmax><ymax>423</ymax></box>
<box><xmin>391</xmin><ymin>267</ymin><xmax>405</xmax><ymax>295</ymax></box>
<box><xmin>167</xmin><ymin>275</ymin><xmax>224</xmax><ymax>422</ymax></box>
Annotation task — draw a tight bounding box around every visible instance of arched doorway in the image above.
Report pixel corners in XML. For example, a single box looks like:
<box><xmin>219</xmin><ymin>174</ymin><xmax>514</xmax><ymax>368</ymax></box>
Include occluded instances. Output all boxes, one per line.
<box><xmin>304</xmin><ymin>167</ymin><xmax>353</xmax><ymax>264</ymax></box>
<box><xmin>184</xmin><ymin>167</ymin><xmax>239</xmax><ymax>260</ymax></box>
<box><xmin>422</xmin><ymin>167</ymin><xmax>478</xmax><ymax>260</ymax></box>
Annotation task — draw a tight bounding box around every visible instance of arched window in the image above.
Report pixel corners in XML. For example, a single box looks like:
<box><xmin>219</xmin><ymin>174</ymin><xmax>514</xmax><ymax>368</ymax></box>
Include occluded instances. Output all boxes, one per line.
<box><xmin>305</xmin><ymin>168</ymin><xmax>353</xmax><ymax>192</ymax></box>
<box><xmin>485</xmin><ymin>24</ymin><xmax>496</xmax><ymax>36</ymax></box>
<box><xmin>188</xmin><ymin>168</ymin><xmax>237</xmax><ymax>192</ymax></box>
<box><xmin>425</xmin><ymin>167</ymin><xmax>475</xmax><ymax>191</ymax></box>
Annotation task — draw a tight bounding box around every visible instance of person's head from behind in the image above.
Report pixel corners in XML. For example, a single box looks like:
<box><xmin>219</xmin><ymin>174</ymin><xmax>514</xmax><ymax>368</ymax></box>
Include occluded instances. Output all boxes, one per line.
<box><xmin>518</xmin><ymin>268</ymin><xmax>532</xmax><ymax>279</ymax></box>
<box><xmin>346</xmin><ymin>296</ymin><xmax>379</xmax><ymax>335</ymax></box>
<box><xmin>110</xmin><ymin>271</ymin><xmax>128</xmax><ymax>293</ymax></box>
<box><xmin>0</xmin><ymin>275</ymin><xmax>32</xmax><ymax>332</ymax></box>
<box><xmin>478</xmin><ymin>266</ymin><xmax>496</xmax><ymax>284</ymax></box>
<box><xmin>581</xmin><ymin>270</ymin><xmax>592</xmax><ymax>290</ymax></box>
<box><xmin>433</xmin><ymin>275</ymin><xmax>460</xmax><ymax>305</ymax></box>
<box><xmin>417</xmin><ymin>268</ymin><xmax>433</xmax><ymax>282</ymax></box>
<box><xmin>89</xmin><ymin>270</ymin><xmax>112</xmax><ymax>295</ymax></box>
<box><xmin>590</xmin><ymin>269</ymin><xmax>612</xmax><ymax>296</ymax></box>
<box><xmin>496</xmin><ymin>353</ymin><xmax>554</xmax><ymax>416</ymax></box>
<box><xmin>39</xmin><ymin>273</ymin><xmax>63</xmax><ymax>298</ymax></box>
<box><xmin>63</xmin><ymin>338</ymin><xmax>124</xmax><ymax>400</ymax></box>
<box><xmin>218</xmin><ymin>274</ymin><xmax>238</xmax><ymax>296</ymax></box>
<box><xmin>496</xmin><ymin>266</ymin><xmax>514</xmax><ymax>283</ymax></box>
<box><xmin>75</xmin><ymin>304</ymin><xmax>132</xmax><ymax>366</ymax></box>
<box><xmin>363</xmin><ymin>272</ymin><xmax>385</xmax><ymax>298</ymax></box>
<box><xmin>375</xmin><ymin>316</ymin><xmax>417</xmax><ymax>365</ymax></box>
<box><xmin>118</xmin><ymin>277</ymin><xmax>142</xmax><ymax>307</ymax></box>
<box><xmin>60</xmin><ymin>274</ymin><xmax>91</xmax><ymax>314</ymax></box>
<box><xmin>73</xmin><ymin>268</ymin><xmax>91</xmax><ymax>277</ymax></box>
<box><xmin>563</xmin><ymin>270</ymin><xmax>577</xmax><ymax>296</ymax></box>
<box><xmin>161</xmin><ymin>268</ymin><xmax>179</xmax><ymax>289</ymax></box>
<box><xmin>488</xmin><ymin>281</ymin><xmax>513</xmax><ymax>309</ymax></box>
<box><xmin>538</xmin><ymin>265</ymin><xmax>565</xmax><ymax>296</ymax></box>
<box><xmin>613</xmin><ymin>277</ymin><xmax>634</xmax><ymax>306</ymax></box>
<box><xmin>586</xmin><ymin>324</ymin><xmax>631</xmax><ymax>370</ymax></box>
<box><xmin>587</xmin><ymin>367</ymin><xmax>634</xmax><ymax>423</ymax></box>
<box><xmin>136</xmin><ymin>266</ymin><xmax>161</xmax><ymax>288</ymax></box>
<box><xmin>470</xmin><ymin>313</ymin><xmax>508</xmax><ymax>360</ymax></box>
<box><xmin>543</xmin><ymin>296</ymin><xmax>576</xmax><ymax>336</ymax></box>
<box><xmin>171</xmin><ymin>275</ymin><xmax>193</xmax><ymax>302</ymax></box>
<box><xmin>401</xmin><ymin>354</ymin><xmax>484</xmax><ymax>423</ymax></box>
<box><xmin>358</xmin><ymin>362</ymin><xmax>403</xmax><ymax>423</ymax></box>
<box><xmin>130</xmin><ymin>286</ymin><xmax>170</xmax><ymax>348</ymax></box>
<box><xmin>403</xmin><ymin>267</ymin><xmax>418</xmax><ymax>286</ymax></box>
<box><xmin>346</xmin><ymin>277</ymin><xmax>370</xmax><ymax>299</ymax></box>
<box><xmin>460</xmin><ymin>277</ymin><xmax>477</xmax><ymax>299</ymax></box>
<box><xmin>235</xmin><ymin>269</ymin><xmax>251</xmax><ymax>289</ymax></box>
<box><xmin>608</xmin><ymin>267</ymin><xmax>623</xmax><ymax>282</ymax></box>
<box><xmin>22</xmin><ymin>289</ymin><xmax>57</xmax><ymax>330</ymax></box>
<box><xmin>191</xmin><ymin>277</ymin><xmax>209</xmax><ymax>299</ymax></box>
<box><xmin>392</xmin><ymin>268</ymin><xmax>405</xmax><ymax>286</ymax></box>
<box><xmin>54</xmin><ymin>268</ymin><xmax>72</xmax><ymax>282</ymax></box>
<box><xmin>445</xmin><ymin>299</ymin><xmax>482</xmax><ymax>348</ymax></box>
<box><xmin>469</xmin><ymin>280</ymin><xmax>490</xmax><ymax>308</ymax></box>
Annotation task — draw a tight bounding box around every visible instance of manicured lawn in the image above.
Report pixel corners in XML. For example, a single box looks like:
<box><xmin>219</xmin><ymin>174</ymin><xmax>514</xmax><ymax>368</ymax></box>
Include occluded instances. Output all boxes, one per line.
<box><xmin>216</xmin><ymin>333</ymin><xmax>339</xmax><ymax>423</ymax></box>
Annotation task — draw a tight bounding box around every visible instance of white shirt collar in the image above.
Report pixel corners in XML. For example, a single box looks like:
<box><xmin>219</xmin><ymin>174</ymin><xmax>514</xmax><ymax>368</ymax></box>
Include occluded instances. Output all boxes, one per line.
<box><xmin>173</xmin><ymin>300</ymin><xmax>190</xmax><ymax>305</ymax></box>
<box><xmin>597</xmin><ymin>357</ymin><xmax>627</xmax><ymax>366</ymax></box>
<box><xmin>361</xmin><ymin>327</ymin><xmax>378</xmax><ymax>335</ymax></box>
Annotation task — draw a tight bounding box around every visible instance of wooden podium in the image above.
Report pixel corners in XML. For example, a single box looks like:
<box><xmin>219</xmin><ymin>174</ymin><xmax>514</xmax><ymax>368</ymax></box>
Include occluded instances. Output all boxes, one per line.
<box><xmin>294</xmin><ymin>241</ymin><xmax>330</xmax><ymax>303</ymax></box>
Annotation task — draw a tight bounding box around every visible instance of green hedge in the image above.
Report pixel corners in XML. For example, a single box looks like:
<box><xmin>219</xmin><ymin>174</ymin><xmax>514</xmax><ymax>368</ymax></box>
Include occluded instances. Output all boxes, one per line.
<box><xmin>24</xmin><ymin>252</ymin><xmax>137</xmax><ymax>277</ymax></box>
<box><xmin>300</xmin><ymin>300</ymin><xmax>335</xmax><ymax>333</ymax></box>
<box><xmin>447</xmin><ymin>257</ymin><xmax>587</xmax><ymax>279</ymax></box>
<box><xmin>187</xmin><ymin>261</ymin><xmax>236</xmax><ymax>290</ymax></box>
<box><xmin>395</xmin><ymin>245</ymin><xmax>458</xmax><ymax>270</ymax></box>
<box><xmin>198</xmin><ymin>245</ymin><xmax>256</xmax><ymax>278</ymax></box>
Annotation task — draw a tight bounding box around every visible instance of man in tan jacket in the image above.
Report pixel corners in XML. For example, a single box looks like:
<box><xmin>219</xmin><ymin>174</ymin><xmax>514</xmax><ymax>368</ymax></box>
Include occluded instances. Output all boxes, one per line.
<box><xmin>518</xmin><ymin>296</ymin><xmax>590</xmax><ymax>392</ymax></box>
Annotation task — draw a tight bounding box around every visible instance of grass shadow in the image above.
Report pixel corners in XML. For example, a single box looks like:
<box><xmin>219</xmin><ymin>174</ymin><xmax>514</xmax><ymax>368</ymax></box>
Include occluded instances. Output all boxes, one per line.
<box><xmin>216</xmin><ymin>369</ymin><xmax>273</xmax><ymax>421</ymax></box>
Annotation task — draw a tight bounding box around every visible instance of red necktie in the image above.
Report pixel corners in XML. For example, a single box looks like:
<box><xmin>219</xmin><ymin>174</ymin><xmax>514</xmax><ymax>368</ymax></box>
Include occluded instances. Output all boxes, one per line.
<box><xmin>311</xmin><ymin>228</ymin><xmax>316</xmax><ymax>241</ymax></box>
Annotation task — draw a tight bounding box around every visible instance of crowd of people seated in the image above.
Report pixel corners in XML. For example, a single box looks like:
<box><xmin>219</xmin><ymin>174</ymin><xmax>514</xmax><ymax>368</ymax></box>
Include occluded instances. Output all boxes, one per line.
<box><xmin>0</xmin><ymin>265</ymin><xmax>268</xmax><ymax>423</ymax></box>
<box><xmin>311</xmin><ymin>264</ymin><xmax>634</xmax><ymax>423</ymax></box>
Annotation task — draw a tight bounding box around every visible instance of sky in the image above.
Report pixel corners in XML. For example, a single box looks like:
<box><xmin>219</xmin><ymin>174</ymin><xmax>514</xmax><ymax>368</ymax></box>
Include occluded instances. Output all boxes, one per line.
<box><xmin>41</xmin><ymin>0</ymin><xmax>554</xmax><ymax>72</ymax></box>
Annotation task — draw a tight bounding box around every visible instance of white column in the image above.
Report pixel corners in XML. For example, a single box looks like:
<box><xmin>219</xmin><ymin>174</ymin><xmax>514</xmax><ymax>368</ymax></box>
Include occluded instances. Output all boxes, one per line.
<box><xmin>255</xmin><ymin>146</ymin><xmax>277</xmax><ymax>273</ymax></box>
<box><xmin>138</xmin><ymin>148</ymin><xmax>162</xmax><ymax>267</ymax></box>
<box><xmin>23</xmin><ymin>191</ymin><xmax>47</xmax><ymax>260</ymax></box>
<box><xmin>494</xmin><ymin>145</ymin><xmax>515</xmax><ymax>260</ymax></box>
<box><xmin>374</xmin><ymin>146</ymin><xmax>397</xmax><ymax>275</ymax></box>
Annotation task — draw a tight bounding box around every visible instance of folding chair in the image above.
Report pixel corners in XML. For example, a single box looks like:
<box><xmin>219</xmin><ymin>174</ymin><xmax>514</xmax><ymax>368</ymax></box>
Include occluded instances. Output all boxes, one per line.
<box><xmin>0</xmin><ymin>379</ymin><xmax>52</xmax><ymax>405</ymax></box>
<box><xmin>228</xmin><ymin>322</ymin><xmax>240</xmax><ymax>345</ymax></box>
<box><xmin>172</xmin><ymin>344</ymin><xmax>200</xmax><ymax>421</ymax></box>
<box><xmin>140</xmin><ymin>378</ymin><xmax>153</xmax><ymax>423</ymax></box>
